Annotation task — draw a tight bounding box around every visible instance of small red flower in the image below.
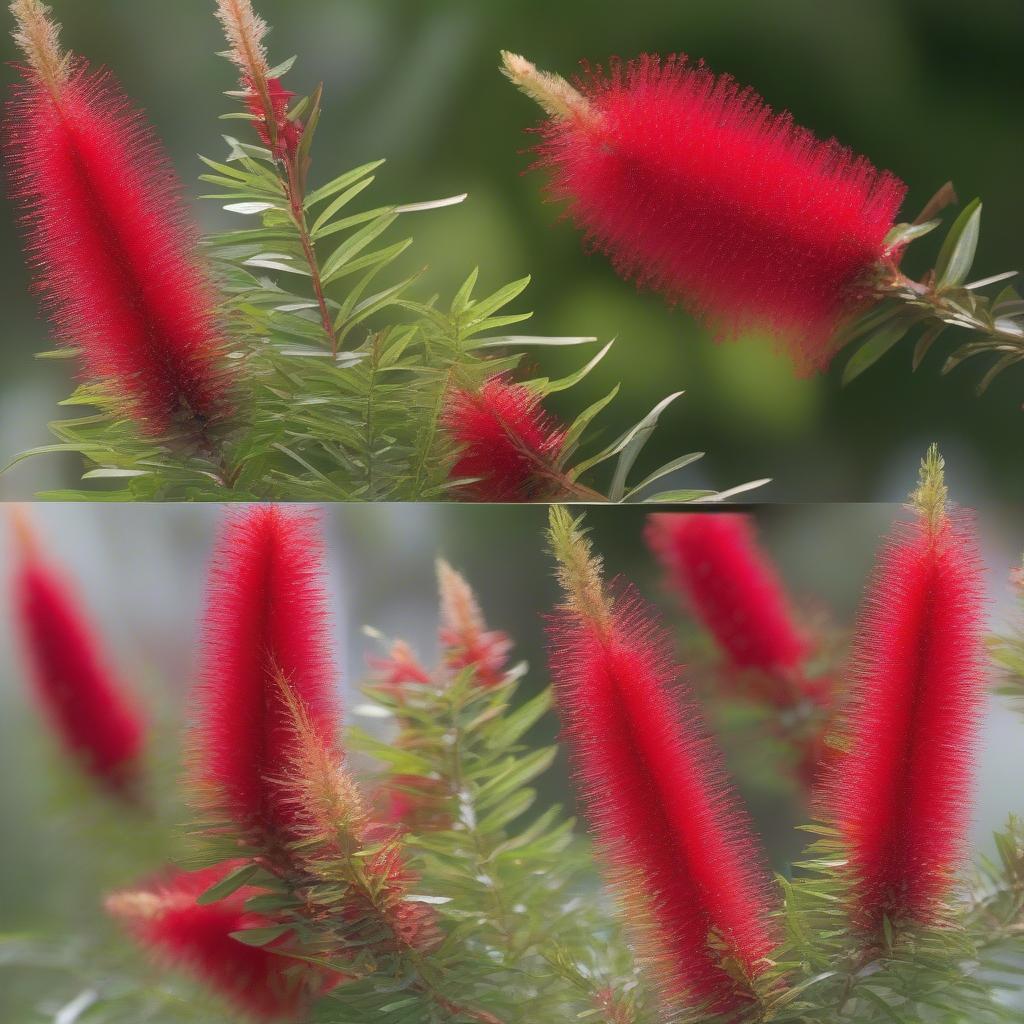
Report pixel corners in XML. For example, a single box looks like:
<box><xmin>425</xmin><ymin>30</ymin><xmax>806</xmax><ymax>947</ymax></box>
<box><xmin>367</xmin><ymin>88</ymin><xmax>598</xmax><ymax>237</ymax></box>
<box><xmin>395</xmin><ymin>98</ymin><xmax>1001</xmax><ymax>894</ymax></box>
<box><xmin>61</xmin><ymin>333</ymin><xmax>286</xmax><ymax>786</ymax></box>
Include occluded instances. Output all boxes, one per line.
<box><xmin>244</xmin><ymin>75</ymin><xmax>303</xmax><ymax>159</ymax></box>
<box><xmin>11</xmin><ymin>516</ymin><xmax>144</xmax><ymax>799</ymax></box>
<box><xmin>437</xmin><ymin>559</ymin><xmax>511</xmax><ymax>686</ymax></box>
<box><xmin>5</xmin><ymin>60</ymin><xmax>230</xmax><ymax>433</ymax></box>
<box><xmin>192</xmin><ymin>507</ymin><xmax>340</xmax><ymax>849</ymax></box>
<box><xmin>367</xmin><ymin>639</ymin><xmax>432</xmax><ymax>696</ymax></box>
<box><xmin>646</xmin><ymin>513</ymin><xmax>812</xmax><ymax>704</ymax></box>
<box><xmin>527</xmin><ymin>54</ymin><xmax>906</xmax><ymax>372</ymax></box>
<box><xmin>832</xmin><ymin>500</ymin><xmax>986</xmax><ymax>930</ymax></box>
<box><xmin>442</xmin><ymin>375</ymin><xmax>567</xmax><ymax>502</ymax></box>
<box><xmin>107</xmin><ymin>863</ymin><xmax>337</xmax><ymax>1022</ymax></box>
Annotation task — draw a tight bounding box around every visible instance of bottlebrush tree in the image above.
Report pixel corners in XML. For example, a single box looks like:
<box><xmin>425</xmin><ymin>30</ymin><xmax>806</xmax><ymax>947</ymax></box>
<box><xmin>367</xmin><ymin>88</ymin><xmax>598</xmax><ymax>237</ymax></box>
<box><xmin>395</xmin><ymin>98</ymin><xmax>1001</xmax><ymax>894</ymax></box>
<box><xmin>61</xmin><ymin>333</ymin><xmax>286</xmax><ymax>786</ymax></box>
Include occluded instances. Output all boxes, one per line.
<box><xmin>502</xmin><ymin>52</ymin><xmax>1024</xmax><ymax>394</ymax></box>
<box><xmin>0</xmin><ymin>0</ymin><xmax>761</xmax><ymax>504</ymax></box>
<box><xmin>4</xmin><ymin>457</ymin><xmax>1024</xmax><ymax>1023</ymax></box>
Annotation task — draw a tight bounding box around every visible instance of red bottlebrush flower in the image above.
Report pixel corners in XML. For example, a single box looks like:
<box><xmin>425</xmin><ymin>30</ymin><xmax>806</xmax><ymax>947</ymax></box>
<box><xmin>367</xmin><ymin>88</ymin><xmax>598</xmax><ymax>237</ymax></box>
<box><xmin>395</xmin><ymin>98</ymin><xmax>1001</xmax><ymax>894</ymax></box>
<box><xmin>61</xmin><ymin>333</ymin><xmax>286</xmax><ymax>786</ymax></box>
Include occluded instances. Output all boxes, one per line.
<box><xmin>832</xmin><ymin>450</ymin><xmax>986</xmax><ymax>931</ymax></box>
<box><xmin>192</xmin><ymin>506</ymin><xmax>340</xmax><ymax>848</ymax></box>
<box><xmin>245</xmin><ymin>76</ymin><xmax>303</xmax><ymax>159</ymax></box>
<box><xmin>646</xmin><ymin>513</ymin><xmax>812</xmax><ymax>704</ymax></box>
<box><xmin>546</xmin><ymin>508</ymin><xmax>776</xmax><ymax>1012</ymax></box>
<box><xmin>442</xmin><ymin>375</ymin><xmax>567</xmax><ymax>502</ymax></box>
<box><xmin>506</xmin><ymin>52</ymin><xmax>906</xmax><ymax>372</ymax></box>
<box><xmin>107</xmin><ymin>864</ymin><xmax>336</xmax><ymax>1022</ymax></box>
<box><xmin>10</xmin><ymin>511</ymin><xmax>144</xmax><ymax>798</ymax></box>
<box><xmin>5</xmin><ymin>7</ymin><xmax>229</xmax><ymax>434</ymax></box>
<box><xmin>437</xmin><ymin>559</ymin><xmax>511</xmax><ymax>686</ymax></box>
<box><xmin>367</xmin><ymin>639</ymin><xmax>432</xmax><ymax>695</ymax></box>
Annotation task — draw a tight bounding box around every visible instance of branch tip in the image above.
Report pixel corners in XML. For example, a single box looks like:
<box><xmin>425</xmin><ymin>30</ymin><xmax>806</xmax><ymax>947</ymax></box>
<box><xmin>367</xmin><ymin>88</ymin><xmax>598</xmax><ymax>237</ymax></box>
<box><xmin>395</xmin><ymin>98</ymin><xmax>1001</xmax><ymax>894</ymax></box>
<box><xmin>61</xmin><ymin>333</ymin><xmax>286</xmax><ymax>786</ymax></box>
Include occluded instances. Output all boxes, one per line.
<box><xmin>499</xmin><ymin>50</ymin><xmax>596</xmax><ymax>124</ymax></box>
<box><xmin>10</xmin><ymin>0</ymin><xmax>70</xmax><ymax>98</ymax></box>
<box><xmin>911</xmin><ymin>442</ymin><xmax>948</xmax><ymax>531</ymax></box>
<box><xmin>547</xmin><ymin>505</ymin><xmax>611</xmax><ymax>629</ymax></box>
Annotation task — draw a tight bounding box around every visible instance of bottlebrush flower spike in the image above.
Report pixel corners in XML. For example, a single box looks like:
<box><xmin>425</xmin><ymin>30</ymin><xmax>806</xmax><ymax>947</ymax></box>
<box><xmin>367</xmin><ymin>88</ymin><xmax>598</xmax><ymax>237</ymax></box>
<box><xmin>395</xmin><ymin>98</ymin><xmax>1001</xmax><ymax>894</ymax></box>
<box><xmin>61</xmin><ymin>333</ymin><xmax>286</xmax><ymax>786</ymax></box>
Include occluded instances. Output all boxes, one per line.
<box><xmin>9</xmin><ymin>507</ymin><xmax>145</xmax><ymax>799</ymax></box>
<box><xmin>646</xmin><ymin>513</ymin><xmax>811</xmax><ymax>703</ymax></box>
<box><xmin>833</xmin><ymin>446</ymin><xmax>986</xmax><ymax>931</ymax></box>
<box><xmin>5</xmin><ymin>0</ymin><xmax>230</xmax><ymax>435</ymax></box>
<box><xmin>215</xmin><ymin>0</ymin><xmax>301</xmax><ymax>159</ymax></box>
<box><xmin>546</xmin><ymin>506</ymin><xmax>777</xmax><ymax>1012</ymax></box>
<box><xmin>437</xmin><ymin>559</ymin><xmax>511</xmax><ymax>686</ymax></box>
<box><xmin>107</xmin><ymin>864</ymin><xmax>333</xmax><ymax>1022</ymax></box>
<box><xmin>503</xmin><ymin>52</ymin><xmax>907</xmax><ymax>372</ymax></box>
<box><xmin>191</xmin><ymin>507</ymin><xmax>340</xmax><ymax>850</ymax></box>
<box><xmin>442</xmin><ymin>374</ymin><xmax>568</xmax><ymax>501</ymax></box>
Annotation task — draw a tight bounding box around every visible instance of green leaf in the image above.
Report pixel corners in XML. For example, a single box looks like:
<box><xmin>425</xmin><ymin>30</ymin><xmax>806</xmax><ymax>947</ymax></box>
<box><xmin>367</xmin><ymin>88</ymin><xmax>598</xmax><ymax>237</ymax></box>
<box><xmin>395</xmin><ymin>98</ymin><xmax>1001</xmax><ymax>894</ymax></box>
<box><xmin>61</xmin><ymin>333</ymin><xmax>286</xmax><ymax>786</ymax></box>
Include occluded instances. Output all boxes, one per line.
<box><xmin>935</xmin><ymin>197</ymin><xmax>982</xmax><ymax>289</ymax></box>
<box><xmin>304</xmin><ymin>159</ymin><xmax>386</xmax><ymax>209</ymax></box>
<box><xmin>529</xmin><ymin>338</ymin><xmax>615</xmax><ymax>396</ymax></box>
<box><xmin>623</xmin><ymin>452</ymin><xmax>705</xmax><ymax>500</ymax></box>
<box><xmin>608</xmin><ymin>392</ymin><xmax>684</xmax><ymax>502</ymax></box>
<box><xmin>912</xmin><ymin>324</ymin><xmax>945</xmax><ymax>371</ymax></box>
<box><xmin>228</xmin><ymin>925</ymin><xmax>291</xmax><ymax>947</ymax></box>
<box><xmin>841</xmin><ymin>318</ymin><xmax>914</xmax><ymax>385</ymax></box>
<box><xmin>641</xmin><ymin>488</ymin><xmax>716</xmax><ymax>503</ymax></box>
<box><xmin>561</xmin><ymin>384</ymin><xmax>620</xmax><ymax>453</ymax></box>
<box><xmin>883</xmin><ymin>218</ymin><xmax>941</xmax><ymax>248</ymax></box>
<box><xmin>196</xmin><ymin>863</ymin><xmax>260</xmax><ymax>906</ymax></box>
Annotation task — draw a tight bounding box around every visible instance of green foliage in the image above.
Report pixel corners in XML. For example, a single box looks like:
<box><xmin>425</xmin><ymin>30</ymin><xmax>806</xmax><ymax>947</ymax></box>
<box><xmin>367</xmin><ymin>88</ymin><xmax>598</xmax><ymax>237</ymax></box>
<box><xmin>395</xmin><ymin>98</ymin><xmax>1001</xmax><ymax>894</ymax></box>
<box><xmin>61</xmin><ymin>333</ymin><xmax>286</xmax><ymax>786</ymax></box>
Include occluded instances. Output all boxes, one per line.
<box><xmin>842</xmin><ymin>190</ymin><xmax>1024</xmax><ymax>394</ymax></box>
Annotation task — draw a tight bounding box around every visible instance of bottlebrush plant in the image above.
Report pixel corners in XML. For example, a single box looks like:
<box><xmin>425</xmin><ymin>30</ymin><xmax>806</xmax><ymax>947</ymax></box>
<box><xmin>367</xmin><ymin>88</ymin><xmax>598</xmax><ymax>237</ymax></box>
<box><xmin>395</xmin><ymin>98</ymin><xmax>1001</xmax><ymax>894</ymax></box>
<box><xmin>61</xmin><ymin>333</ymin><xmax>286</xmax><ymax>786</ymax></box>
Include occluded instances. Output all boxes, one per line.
<box><xmin>0</xmin><ymin>0</ymin><xmax>756</xmax><ymax>504</ymax></box>
<box><xmin>502</xmin><ymin>52</ymin><xmax>1024</xmax><ymax>394</ymax></box>
<box><xmin>4</xmin><ymin>464</ymin><xmax>1024</xmax><ymax>1023</ymax></box>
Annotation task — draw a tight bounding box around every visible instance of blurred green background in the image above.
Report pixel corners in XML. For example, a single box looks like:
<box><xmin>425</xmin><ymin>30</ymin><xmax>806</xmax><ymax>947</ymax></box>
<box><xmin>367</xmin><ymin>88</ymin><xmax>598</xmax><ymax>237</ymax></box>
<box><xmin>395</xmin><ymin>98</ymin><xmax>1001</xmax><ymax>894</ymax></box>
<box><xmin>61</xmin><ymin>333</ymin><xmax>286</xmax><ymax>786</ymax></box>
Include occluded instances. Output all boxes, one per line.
<box><xmin>1</xmin><ymin>0</ymin><xmax>1023</xmax><ymax>500</ymax></box>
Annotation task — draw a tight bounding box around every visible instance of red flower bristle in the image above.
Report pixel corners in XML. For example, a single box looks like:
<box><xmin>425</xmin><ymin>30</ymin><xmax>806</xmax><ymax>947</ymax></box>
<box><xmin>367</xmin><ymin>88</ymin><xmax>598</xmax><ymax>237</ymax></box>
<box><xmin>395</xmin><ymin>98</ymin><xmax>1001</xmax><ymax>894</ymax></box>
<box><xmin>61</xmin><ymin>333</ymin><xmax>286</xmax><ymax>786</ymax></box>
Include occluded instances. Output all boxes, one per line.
<box><xmin>192</xmin><ymin>506</ymin><xmax>340</xmax><ymax>847</ymax></box>
<box><xmin>546</xmin><ymin>584</ymin><xmax>776</xmax><ymax>1011</ymax></box>
<box><xmin>12</xmin><ymin>528</ymin><xmax>144</xmax><ymax>798</ymax></box>
<box><xmin>5</xmin><ymin>62</ymin><xmax>229</xmax><ymax>433</ymax></box>
<box><xmin>646</xmin><ymin>513</ymin><xmax>812</xmax><ymax>704</ymax></box>
<box><xmin>532</xmin><ymin>55</ymin><xmax>906</xmax><ymax>371</ymax></box>
<box><xmin>442</xmin><ymin>375</ymin><xmax>567</xmax><ymax>502</ymax></box>
<box><xmin>831</xmin><ymin>508</ymin><xmax>986</xmax><ymax>930</ymax></box>
<box><xmin>108</xmin><ymin>864</ymin><xmax>336</xmax><ymax>1022</ymax></box>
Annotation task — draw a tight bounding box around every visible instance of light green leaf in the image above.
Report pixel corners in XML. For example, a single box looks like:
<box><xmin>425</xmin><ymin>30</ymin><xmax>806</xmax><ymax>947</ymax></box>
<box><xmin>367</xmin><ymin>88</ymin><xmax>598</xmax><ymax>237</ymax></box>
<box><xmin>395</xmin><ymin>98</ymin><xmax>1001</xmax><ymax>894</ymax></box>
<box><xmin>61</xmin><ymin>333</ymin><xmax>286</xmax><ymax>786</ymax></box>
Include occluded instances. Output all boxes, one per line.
<box><xmin>935</xmin><ymin>198</ymin><xmax>981</xmax><ymax>288</ymax></box>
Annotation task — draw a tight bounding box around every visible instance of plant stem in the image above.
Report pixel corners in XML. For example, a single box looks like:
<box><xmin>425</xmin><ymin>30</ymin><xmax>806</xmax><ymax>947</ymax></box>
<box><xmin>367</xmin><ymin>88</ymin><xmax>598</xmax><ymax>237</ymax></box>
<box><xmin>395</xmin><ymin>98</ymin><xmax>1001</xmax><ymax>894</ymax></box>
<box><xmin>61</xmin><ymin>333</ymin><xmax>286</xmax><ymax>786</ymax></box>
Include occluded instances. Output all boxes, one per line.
<box><xmin>283</xmin><ymin>156</ymin><xmax>337</xmax><ymax>353</ymax></box>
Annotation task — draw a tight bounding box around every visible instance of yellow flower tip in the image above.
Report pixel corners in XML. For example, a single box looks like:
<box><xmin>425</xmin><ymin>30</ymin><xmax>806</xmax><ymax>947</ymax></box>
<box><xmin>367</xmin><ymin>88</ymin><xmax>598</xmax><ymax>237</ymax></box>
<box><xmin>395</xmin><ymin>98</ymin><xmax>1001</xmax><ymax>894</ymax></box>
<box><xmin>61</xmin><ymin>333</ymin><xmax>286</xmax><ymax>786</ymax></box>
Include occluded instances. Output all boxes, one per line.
<box><xmin>5</xmin><ymin>503</ymin><xmax>39</xmax><ymax>559</ymax></box>
<box><xmin>214</xmin><ymin>0</ymin><xmax>270</xmax><ymax>81</ymax></box>
<box><xmin>910</xmin><ymin>442</ymin><xmax>948</xmax><ymax>532</ymax></box>
<box><xmin>547</xmin><ymin>505</ymin><xmax>611</xmax><ymax>629</ymax></box>
<box><xmin>104</xmin><ymin>889</ymin><xmax>164</xmax><ymax>922</ymax></box>
<box><xmin>436</xmin><ymin>558</ymin><xmax>484</xmax><ymax>639</ymax></box>
<box><xmin>10</xmin><ymin>0</ymin><xmax>70</xmax><ymax>98</ymax></box>
<box><xmin>499</xmin><ymin>49</ymin><xmax>597</xmax><ymax>125</ymax></box>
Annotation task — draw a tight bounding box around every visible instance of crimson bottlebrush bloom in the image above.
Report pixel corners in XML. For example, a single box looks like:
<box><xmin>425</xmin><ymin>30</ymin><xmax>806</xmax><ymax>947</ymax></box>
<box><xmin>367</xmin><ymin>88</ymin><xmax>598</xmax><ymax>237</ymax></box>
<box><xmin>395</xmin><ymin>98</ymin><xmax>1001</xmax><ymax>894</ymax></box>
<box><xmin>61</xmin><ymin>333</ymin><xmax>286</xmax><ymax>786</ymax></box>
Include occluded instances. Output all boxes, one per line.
<box><xmin>245</xmin><ymin>76</ymin><xmax>303</xmax><ymax>160</ymax></box>
<box><xmin>437</xmin><ymin>559</ymin><xmax>511</xmax><ymax>686</ymax></box>
<box><xmin>832</xmin><ymin>448</ymin><xmax>986</xmax><ymax>931</ymax></box>
<box><xmin>367</xmin><ymin>639</ymin><xmax>432</xmax><ymax>696</ymax></box>
<box><xmin>10</xmin><ymin>511</ymin><xmax>144</xmax><ymax>798</ymax></box>
<box><xmin>546</xmin><ymin>508</ymin><xmax>776</xmax><ymax>1012</ymax></box>
<box><xmin>442</xmin><ymin>375</ymin><xmax>567</xmax><ymax>502</ymax></box>
<box><xmin>107</xmin><ymin>864</ymin><xmax>335</xmax><ymax>1022</ymax></box>
<box><xmin>192</xmin><ymin>506</ymin><xmax>340</xmax><ymax>848</ymax></box>
<box><xmin>504</xmin><ymin>52</ymin><xmax>907</xmax><ymax>372</ymax></box>
<box><xmin>5</xmin><ymin>0</ymin><xmax>229</xmax><ymax>434</ymax></box>
<box><xmin>646</xmin><ymin>513</ymin><xmax>812</xmax><ymax>703</ymax></box>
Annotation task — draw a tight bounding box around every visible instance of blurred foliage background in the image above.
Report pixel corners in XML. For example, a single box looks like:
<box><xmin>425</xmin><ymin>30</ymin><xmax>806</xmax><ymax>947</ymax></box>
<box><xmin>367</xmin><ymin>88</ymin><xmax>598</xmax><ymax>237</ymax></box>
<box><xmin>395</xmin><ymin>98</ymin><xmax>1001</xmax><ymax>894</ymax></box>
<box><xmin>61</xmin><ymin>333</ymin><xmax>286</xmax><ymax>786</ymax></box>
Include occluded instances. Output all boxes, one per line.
<box><xmin>2</xmin><ymin>501</ymin><xmax>1024</xmax><ymax>990</ymax></box>
<box><xmin>1</xmin><ymin>0</ymin><xmax>1022</xmax><ymax>500</ymax></box>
